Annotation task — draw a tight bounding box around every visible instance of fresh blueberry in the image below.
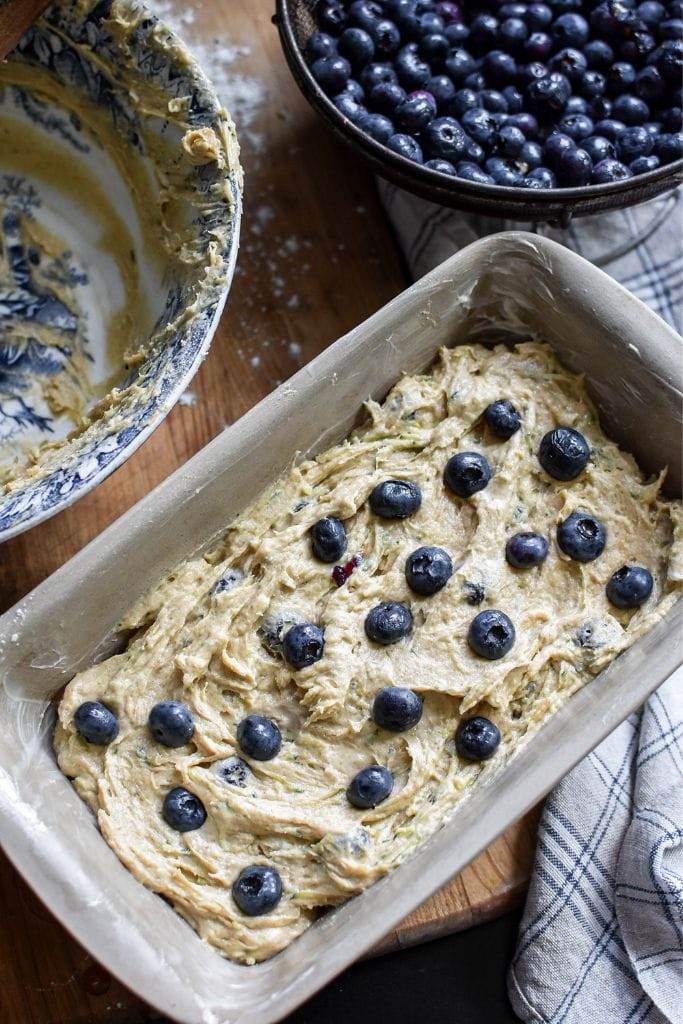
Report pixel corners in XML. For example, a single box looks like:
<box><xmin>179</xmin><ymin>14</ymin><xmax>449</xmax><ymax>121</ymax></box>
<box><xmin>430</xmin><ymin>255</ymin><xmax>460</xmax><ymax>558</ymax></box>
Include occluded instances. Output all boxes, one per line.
<box><xmin>237</xmin><ymin>714</ymin><xmax>282</xmax><ymax>760</ymax></box>
<box><xmin>334</xmin><ymin>92</ymin><xmax>367</xmax><ymax>123</ymax></box>
<box><xmin>282</xmin><ymin>623</ymin><xmax>325</xmax><ymax>669</ymax></box>
<box><xmin>349</xmin><ymin>0</ymin><xmax>385</xmax><ymax>31</ymax></box>
<box><xmin>637</xmin><ymin>0</ymin><xmax>666</xmax><ymax>25</ymax></box>
<box><xmin>481</xmin><ymin>89</ymin><xmax>509</xmax><ymax>113</ymax></box>
<box><xmin>527</xmin><ymin>72</ymin><xmax>571</xmax><ymax>120</ymax></box>
<box><xmin>73</xmin><ymin>701</ymin><xmax>118</xmax><ymax>745</ymax></box>
<box><xmin>395</xmin><ymin>92</ymin><xmax>436</xmax><ymax>132</ymax></box>
<box><xmin>469</xmin><ymin>13</ymin><xmax>500</xmax><ymax>52</ymax></box>
<box><xmin>500</xmin><ymin>4</ymin><xmax>529</xmax><ymax>20</ymax></box>
<box><xmin>630</xmin><ymin>153</ymin><xmax>660</xmax><ymax>171</ymax></box>
<box><xmin>445</xmin><ymin>47</ymin><xmax>477</xmax><ymax>80</ymax></box>
<box><xmin>503</xmin><ymin>85</ymin><xmax>524</xmax><ymax>112</ymax></box>
<box><xmin>423</xmin><ymin>116</ymin><xmax>468</xmax><ymax>159</ymax></box>
<box><xmin>506</xmin><ymin>531</ymin><xmax>549</xmax><ymax>568</ymax></box>
<box><xmin>556</xmin><ymin>145</ymin><xmax>593</xmax><ymax>184</ymax></box>
<box><xmin>435</xmin><ymin>1</ymin><xmax>463</xmax><ymax>24</ymax></box>
<box><xmin>544</xmin><ymin>130</ymin><xmax>576</xmax><ymax>167</ymax></box>
<box><xmin>527</xmin><ymin>164</ymin><xmax>557</xmax><ymax>185</ymax></box>
<box><xmin>232</xmin><ymin>865</ymin><xmax>283</xmax><ymax>915</ymax></box>
<box><xmin>464</xmin><ymin>70</ymin><xmax>487</xmax><ymax>90</ymax></box>
<box><xmin>371</xmin><ymin>17</ymin><xmax>402</xmax><ymax>55</ymax></box>
<box><xmin>583</xmin><ymin>135</ymin><xmax>617</xmax><ymax>161</ymax></box>
<box><xmin>662</xmin><ymin>106</ymin><xmax>683</xmax><ymax>131</ymax></box>
<box><xmin>552</xmin><ymin>12</ymin><xmax>589</xmax><ymax>47</ymax></box>
<box><xmin>339</xmin><ymin>26</ymin><xmax>375</xmax><ymax>66</ymax></box>
<box><xmin>428</xmin><ymin>74</ymin><xmax>456</xmax><ymax>108</ymax></box>
<box><xmin>318</xmin><ymin>2</ymin><xmax>349</xmax><ymax>35</ymax></box>
<box><xmin>311</xmin><ymin>55</ymin><xmax>352</xmax><ymax>94</ymax></box>
<box><xmin>347</xmin><ymin>765</ymin><xmax>394</xmax><ymax>808</ymax></box>
<box><xmin>148</xmin><ymin>701</ymin><xmax>194</xmax><ymax>748</ymax></box>
<box><xmin>566</xmin><ymin>96</ymin><xmax>589</xmax><ymax>116</ymax></box>
<box><xmin>557</xmin><ymin>511</ymin><xmax>606</xmax><ymax>562</ymax></box>
<box><xmin>370</xmin><ymin>80</ymin><xmax>407</xmax><ymax>113</ymax></box>
<box><xmin>587</xmin><ymin>96</ymin><xmax>613</xmax><ymax>120</ymax></box>
<box><xmin>457</xmin><ymin>160</ymin><xmax>495</xmax><ymax>181</ymax></box>
<box><xmin>369</xmin><ymin>478</ymin><xmax>422</xmax><ymax>517</ymax></box>
<box><xmin>557</xmin><ymin>113</ymin><xmax>594</xmax><ymax>142</ymax></box>
<box><xmin>359</xmin><ymin>61</ymin><xmax>398</xmax><ymax>93</ymax></box>
<box><xmin>343</xmin><ymin>78</ymin><xmax>366</xmax><ymax>102</ymax></box>
<box><xmin>444</xmin><ymin>451</ymin><xmax>492</xmax><ymax>497</ymax></box>
<box><xmin>612</xmin><ymin>94</ymin><xmax>649</xmax><ymax>125</ymax></box>
<box><xmin>591</xmin><ymin>157</ymin><xmax>632</xmax><ymax>180</ymax></box>
<box><xmin>306</xmin><ymin>31</ymin><xmax>338</xmax><ymax>62</ymax></box>
<box><xmin>549</xmin><ymin>47</ymin><xmax>588</xmax><ymax>83</ymax></box>
<box><xmin>654</xmin><ymin>131</ymin><xmax>683</xmax><ymax>163</ymax></box>
<box><xmin>484</xmin><ymin>49</ymin><xmax>518</xmax><ymax>83</ymax></box>
<box><xmin>451</xmin><ymin>87</ymin><xmax>480</xmax><ymax>116</ymax></box>
<box><xmin>418</xmin><ymin>30</ymin><xmax>450</xmax><ymax>62</ymax></box>
<box><xmin>595</xmin><ymin>117</ymin><xmax>628</xmax><ymax>140</ymax></box>
<box><xmin>519</xmin><ymin>139</ymin><xmax>544</xmax><ymax>166</ymax></box>
<box><xmin>395</xmin><ymin>43</ymin><xmax>432</xmax><ymax>88</ymax></box>
<box><xmin>526</xmin><ymin>3</ymin><xmax>554</xmax><ymax>29</ymax></box>
<box><xmin>485</xmin><ymin>399</ymin><xmax>522</xmax><ymax>438</ymax></box>
<box><xmin>461</xmin><ymin>107</ymin><xmax>497</xmax><ymax>146</ymax></box>
<box><xmin>445</xmin><ymin>20</ymin><xmax>471</xmax><ymax>43</ymax></box>
<box><xmin>455</xmin><ymin>716</ymin><xmax>501</xmax><ymax>760</ymax></box>
<box><xmin>418</xmin><ymin>11</ymin><xmax>446</xmax><ymax>35</ymax></box>
<box><xmin>405</xmin><ymin>545</ymin><xmax>454</xmax><ymax>595</ymax></box>
<box><xmin>606</xmin><ymin>565</ymin><xmax>654</xmax><ymax>608</ymax></box>
<box><xmin>607</xmin><ymin>62</ymin><xmax>637</xmax><ymax>97</ymax></box>
<box><xmin>538</xmin><ymin>426</ymin><xmax>590</xmax><ymax>479</ymax></box>
<box><xmin>635</xmin><ymin>66</ymin><xmax>665</xmax><ymax>102</ymax></box>
<box><xmin>579</xmin><ymin>70</ymin><xmax>606</xmax><ymax>100</ymax></box>
<box><xmin>387</xmin><ymin>132</ymin><xmax>425</xmax><ymax>160</ymax></box>
<box><xmin>507</xmin><ymin>111</ymin><xmax>539</xmax><ymax>135</ymax></box>
<box><xmin>216</xmin><ymin>756</ymin><xmax>250</xmax><ymax>787</ymax></box>
<box><xmin>617</xmin><ymin>125</ymin><xmax>654</xmax><ymax>160</ymax></box>
<box><xmin>464</xmin><ymin>137</ymin><xmax>487</xmax><ymax>162</ymax></box>
<box><xmin>585</xmin><ymin>39</ymin><xmax>614</xmax><ymax>71</ymax></box>
<box><xmin>365</xmin><ymin>601</ymin><xmax>413</xmax><ymax>644</ymax></box>
<box><xmin>162</xmin><ymin>787</ymin><xmax>206</xmax><ymax>832</ymax></box>
<box><xmin>659</xmin><ymin>15</ymin><xmax>683</xmax><ymax>36</ymax></box>
<box><xmin>425</xmin><ymin>157</ymin><xmax>457</xmax><ymax>173</ymax></box>
<box><xmin>517</xmin><ymin>60</ymin><xmax>549</xmax><ymax>87</ymax></box>
<box><xmin>310</xmin><ymin>516</ymin><xmax>347</xmax><ymax>562</ymax></box>
<box><xmin>620</xmin><ymin>30</ymin><xmax>656</xmax><ymax>64</ymax></box>
<box><xmin>372</xmin><ymin>686</ymin><xmax>423</xmax><ymax>731</ymax></box>
<box><xmin>467</xmin><ymin>609</ymin><xmax>516</xmax><ymax>659</ymax></box>
<box><xmin>501</xmin><ymin>16</ymin><xmax>530</xmax><ymax>50</ymax></box>
<box><xmin>360</xmin><ymin>111</ymin><xmax>396</xmax><ymax>142</ymax></box>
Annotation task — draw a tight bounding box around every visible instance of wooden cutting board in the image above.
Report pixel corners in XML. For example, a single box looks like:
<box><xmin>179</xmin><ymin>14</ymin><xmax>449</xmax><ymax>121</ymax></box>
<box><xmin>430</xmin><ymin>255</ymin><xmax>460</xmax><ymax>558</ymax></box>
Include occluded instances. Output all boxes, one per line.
<box><xmin>0</xmin><ymin>1</ymin><xmax>540</xmax><ymax>1020</ymax></box>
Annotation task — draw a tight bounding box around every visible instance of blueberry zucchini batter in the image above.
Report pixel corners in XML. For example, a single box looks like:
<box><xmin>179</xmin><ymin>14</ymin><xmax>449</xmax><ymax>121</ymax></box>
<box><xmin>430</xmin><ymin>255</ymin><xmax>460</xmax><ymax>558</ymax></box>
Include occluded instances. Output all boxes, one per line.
<box><xmin>54</xmin><ymin>342</ymin><xmax>682</xmax><ymax>964</ymax></box>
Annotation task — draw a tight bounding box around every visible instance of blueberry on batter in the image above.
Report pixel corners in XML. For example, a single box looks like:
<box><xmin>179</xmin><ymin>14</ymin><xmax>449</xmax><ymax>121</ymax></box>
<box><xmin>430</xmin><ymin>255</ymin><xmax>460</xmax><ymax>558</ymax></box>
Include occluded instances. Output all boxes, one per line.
<box><xmin>283</xmin><ymin>623</ymin><xmax>325</xmax><ymax>668</ymax></box>
<box><xmin>505</xmin><ymin>532</ymin><xmax>549</xmax><ymax>569</ymax></box>
<box><xmin>365</xmin><ymin>601</ymin><xmax>413</xmax><ymax>644</ymax></box>
<box><xmin>347</xmin><ymin>765</ymin><xmax>394</xmax><ymax>808</ymax></box>
<box><xmin>73</xmin><ymin>701</ymin><xmax>119</xmax><ymax>745</ymax></box>
<box><xmin>557</xmin><ymin>511</ymin><xmax>606</xmax><ymax>562</ymax></box>
<box><xmin>148</xmin><ymin>701</ymin><xmax>194</xmax><ymax>748</ymax></box>
<box><xmin>372</xmin><ymin>686</ymin><xmax>423</xmax><ymax>732</ymax></box>
<box><xmin>456</xmin><ymin>716</ymin><xmax>501</xmax><ymax>761</ymax></box>
<box><xmin>237</xmin><ymin>715</ymin><xmax>282</xmax><ymax>761</ymax></box>
<box><xmin>162</xmin><ymin>787</ymin><xmax>206</xmax><ymax>832</ymax></box>
<box><xmin>369</xmin><ymin>479</ymin><xmax>422</xmax><ymax>518</ymax></box>
<box><xmin>484</xmin><ymin>399</ymin><xmax>521</xmax><ymax>439</ymax></box>
<box><xmin>405</xmin><ymin>545</ymin><xmax>453</xmax><ymax>596</ymax></box>
<box><xmin>310</xmin><ymin>516</ymin><xmax>347</xmax><ymax>562</ymax></box>
<box><xmin>538</xmin><ymin>426</ymin><xmax>590</xmax><ymax>480</ymax></box>
<box><xmin>232</xmin><ymin>865</ymin><xmax>283</xmax><ymax>915</ymax></box>
<box><xmin>444</xmin><ymin>451</ymin><xmax>492</xmax><ymax>498</ymax></box>
<box><xmin>606</xmin><ymin>565</ymin><xmax>653</xmax><ymax>608</ymax></box>
<box><xmin>468</xmin><ymin>609</ymin><xmax>516</xmax><ymax>659</ymax></box>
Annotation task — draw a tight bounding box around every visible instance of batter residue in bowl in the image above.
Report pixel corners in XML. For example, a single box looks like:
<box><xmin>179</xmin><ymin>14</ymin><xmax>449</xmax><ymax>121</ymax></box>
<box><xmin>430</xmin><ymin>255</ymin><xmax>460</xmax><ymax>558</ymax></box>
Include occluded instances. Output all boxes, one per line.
<box><xmin>55</xmin><ymin>342</ymin><xmax>682</xmax><ymax>964</ymax></box>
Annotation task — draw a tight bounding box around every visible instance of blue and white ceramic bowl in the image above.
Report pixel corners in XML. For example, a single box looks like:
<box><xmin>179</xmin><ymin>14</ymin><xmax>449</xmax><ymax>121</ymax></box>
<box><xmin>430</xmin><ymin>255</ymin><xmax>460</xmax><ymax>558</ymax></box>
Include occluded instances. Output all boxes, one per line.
<box><xmin>0</xmin><ymin>0</ymin><xmax>241</xmax><ymax>540</ymax></box>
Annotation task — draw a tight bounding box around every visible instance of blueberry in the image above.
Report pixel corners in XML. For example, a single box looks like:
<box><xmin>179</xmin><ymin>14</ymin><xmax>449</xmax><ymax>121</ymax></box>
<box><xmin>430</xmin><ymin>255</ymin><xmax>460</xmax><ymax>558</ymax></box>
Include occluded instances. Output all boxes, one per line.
<box><xmin>637</xmin><ymin>0</ymin><xmax>666</xmax><ymax>25</ymax></box>
<box><xmin>423</xmin><ymin>116</ymin><xmax>468</xmax><ymax>159</ymax></box>
<box><xmin>387</xmin><ymin>132</ymin><xmax>425</xmax><ymax>160</ymax></box>
<box><xmin>343</xmin><ymin>78</ymin><xmax>366</xmax><ymax>102</ymax></box>
<box><xmin>503</xmin><ymin>85</ymin><xmax>524</xmax><ymax>111</ymax></box>
<box><xmin>635</xmin><ymin>66</ymin><xmax>665</xmax><ymax>101</ymax></box>
<box><xmin>654</xmin><ymin>131</ymin><xmax>683</xmax><ymax>163</ymax></box>
<box><xmin>505</xmin><ymin>531</ymin><xmax>549</xmax><ymax>568</ymax></box>
<box><xmin>306</xmin><ymin>31</ymin><xmax>337</xmax><ymax>62</ymax></box>
<box><xmin>662</xmin><ymin>107</ymin><xmax>683</xmax><ymax>131</ymax></box>
<box><xmin>216</xmin><ymin>756</ymin><xmax>250</xmax><ymax>787</ymax></box>
<box><xmin>339</xmin><ymin>27</ymin><xmax>375</xmax><ymax>66</ymax></box>
<box><xmin>552</xmin><ymin>12</ymin><xmax>589</xmax><ymax>47</ymax></box>
<box><xmin>484</xmin><ymin>399</ymin><xmax>522</xmax><ymax>438</ymax></box>
<box><xmin>418</xmin><ymin>11</ymin><xmax>446</xmax><ymax>35</ymax></box>
<box><xmin>501</xmin><ymin>16</ymin><xmax>530</xmax><ymax>50</ymax></box>
<box><xmin>451</xmin><ymin>87</ymin><xmax>480</xmax><ymax>116</ymax></box>
<box><xmin>395</xmin><ymin>43</ymin><xmax>432</xmax><ymax>88</ymax></box>
<box><xmin>369</xmin><ymin>478</ymin><xmax>422</xmax><ymax>517</ymax></box>
<box><xmin>334</xmin><ymin>92</ymin><xmax>367</xmax><ymax>123</ymax></box>
<box><xmin>588</xmin><ymin>96</ymin><xmax>613</xmax><ymax>120</ymax></box>
<box><xmin>606</xmin><ymin>565</ymin><xmax>654</xmax><ymax>608</ymax></box>
<box><xmin>428</xmin><ymin>74</ymin><xmax>456</xmax><ymax>108</ymax></box>
<box><xmin>653</xmin><ymin>40</ymin><xmax>683</xmax><ymax>84</ymax></box>
<box><xmin>612</xmin><ymin>94</ymin><xmax>649</xmax><ymax>125</ymax></box>
<box><xmin>544</xmin><ymin>131</ymin><xmax>576</xmax><ymax>167</ymax></box>
<box><xmin>445</xmin><ymin>20</ymin><xmax>470</xmax><ymax>43</ymax></box>
<box><xmin>659</xmin><ymin>16</ymin><xmax>683</xmax><ymax>36</ymax></box>
<box><xmin>517</xmin><ymin>61</ymin><xmax>549</xmax><ymax>87</ymax></box>
<box><xmin>467</xmin><ymin>609</ymin><xmax>516</xmax><ymax>659</ymax></box>
<box><xmin>457</xmin><ymin>160</ymin><xmax>495</xmax><ymax>182</ymax></box>
<box><xmin>463</xmin><ymin>580</ymin><xmax>486</xmax><ymax>605</ymax></box>
<box><xmin>484</xmin><ymin>49</ymin><xmax>518</xmax><ymax>83</ymax></box>
<box><xmin>461</xmin><ymin>107</ymin><xmax>497</xmax><ymax>146</ymax></box>
<box><xmin>521</xmin><ymin>174</ymin><xmax>545</xmax><ymax>187</ymax></box>
<box><xmin>360</xmin><ymin>111</ymin><xmax>395</xmax><ymax>142</ymax></box>
<box><xmin>425</xmin><ymin>157</ymin><xmax>457</xmax><ymax>173</ymax></box>
<box><xmin>311</xmin><ymin>55</ymin><xmax>352</xmax><ymax>94</ymax></box>
<box><xmin>557</xmin><ymin>145</ymin><xmax>593</xmax><ymax>184</ymax></box>
<box><xmin>435</xmin><ymin>1</ymin><xmax>463</xmax><ymax>24</ymax></box>
<box><xmin>481</xmin><ymin>89</ymin><xmax>509</xmax><ymax>112</ymax></box>
<box><xmin>237</xmin><ymin>714</ymin><xmax>282</xmax><ymax>760</ymax></box>
<box><xmin>418</xmin><ymin>30</ymin><xmax>450</xmax><ymax>61</ymax></box>
<box><xmin>527</xmin><ymin>3</ymin><xmax>553</xmax><ymax>29</ymax></box>
<box><xmin>347</xmin><ymin>765</ymin><xmax>394</xmax><ymax>808</ymax></box>
<box><xmin>585</xmin><ymin>39</ymin><xmax>614</xmax><ymax>71</ymax></box>
<box><xmin>595</xmin><ymin>117</ymin><xmax>628</xmax><ymax>140</ymax></box>
<box><xmin>318</xmin><ymin>2</ymin><xmax>350</xmax><ymax>35</ymax></box>
<box><xmin>558</xmin><ymin>113</ymin><xmax>594</xmax><ymax>142</ymax></box>
<box><xmin>620</xmin><ymin>30</ymin><xmax>656</xmax><ymax>64</ymax></box>
<box><xmin>162</xmin><ymin>787</ymin><xmax>206</xmax><ymax>832</ymax></box>
<box><xmin>557</xmin><ymin>511</ymin><xmax>606</xmax><ymax>562</ymax></box>
<box><xmin>282</xmin><ymin>623</ymin><xmax>325</xmax><ymax>669</ymax></box>
<box><xmin>464</xmin><ymin>70</ymin><xmax>487</xmax><ymax>90</ymax></box>
<box><xmin>470</xmin><ymin>13</ymin><xmax>500</xmax><ymax>52</ymax></box>
<box><xmin>371</xmin><ymin>19</ymin><xmax>402</xmax><ymax>58</ymax></box>
<box><xmin>527</xmin><ymin>164</ymin><xmax>557</xmax><ymax>185</ymax></box>
<box><xmin>464</xmin><ymin>137</ymin><xmax>487</xmax><ymax>162</ymax></box>
<box><xmin>584</xmin><ymin>135</ymin><xmax>617</xmax><ymax>161</ymax></box>
<box><xmin>148</xmin><ymin>701</ymin><xmax>194</xmax><ymax>748</ymax></box>
<box><xmin>73</xmin><ymin>701</ymin><xmax>118</xmax><ymax>745</ymax></box>
<box><xmin>395</xmin><ymin>92</ymin><xmax>436</xmax><ymax>132</ymax></box>
<box><xmin>538</xmin><ymin>426</ymin><xmax>590</xmax><ymax>479</ymax></box>
<box><xmin>365</xmin><ymin>601</ymin><xmax>413</xmax><ymax>644</ymax></box>
<box><xmin>455</xmin><ymin>716</ymin><xmax>501</xmax><ymax>760</ymax></box>
<box><xmin>370</xmin><ymin>80</ymin><xmax>407</xmax><ymax>112</ymax></box>
<box><xmin>405</xmin><ymin>545</ymin><xmax>454</xmax><ymax>595</ymax></box>
<box><xmin>507</xmin><ymin>111</ymin><xmax>539</xmax><ymax>135</ymax></box>
<box><xmin>444</xmin><ymin>451</ymin><xmax>492</xmax><ymax>497</ymax></box>
<box><xmin>527</xmin><ymin>72</ymin><xmax>571</xmax><ymax>120</ymax></box>
<box><xmin>360</xmin><ymin>61</ymin><xmax>398</xmax><ymax>93</ymax></box>
<box><xmin>232</xmin><ymin>865</ymin><xmax>283</xmax><ymax>915</ymax></box>
<box><xmin>519</xmin><ymin>139</ymin><xmax>544</xmax><ymax>166</ymax></box>
<box><xmin>372</xmin><ymin>686</ymin><xmax>423</xmax><ymax>731</ymax></box>
<box><xmin>310</xmin><ymin>516</ymin><xmax>347</xmax><ymax>562</ymax></box>
<box><xmin>630</xmin><ymin>153</ymin><xmax>660</xmax><ymax>171</ymax></box>
<box><xmin>211</xmin><ymin>568</ymin><xmax>244</xmax><ymax>597</ymax></box>
<box><xmin>607</xmin><ymin>62</ymin><xmax>636</xmax><ymax>96</ymax></box>
<box><xmin>617</xmin><ymin>125</ymin><xmax>654</xmax><ymax>159</ymax></box>
<box><xmin>549</xmin><ymin>47</ymin><xmax>587</xmax><ymax>83</ymax></box>
<box><xmin>445</xmin><ymin>47</ymin><xmax>477</xmax><ymax>80</ymax></box>
<box><xmin>349</xmin><ymin>0</ymin><xmax>385</xmax><ymax>31</ymax></box>
<box><xmin>500</xmin><ymin>4</ymin><xmax>529</xmax><ymax>19</ymax></box>
<box><xmin>578</xmin><ymin>70</ymin><xmax>606</xmax><ymax>100</ymax></box>
<box><xmin>592</xmin><ymin>157</ymin><xmax>633</xmax><ymax>180</ymax></box>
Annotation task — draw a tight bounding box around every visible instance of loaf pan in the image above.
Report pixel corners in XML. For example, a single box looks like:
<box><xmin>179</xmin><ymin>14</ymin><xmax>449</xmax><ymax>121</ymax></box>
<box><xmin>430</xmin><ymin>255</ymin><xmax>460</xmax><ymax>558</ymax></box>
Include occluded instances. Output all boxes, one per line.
<box><xmin>0</xmin><ymin>231</ymin><xmax>681</xmax><ymax>1024</ymax></box>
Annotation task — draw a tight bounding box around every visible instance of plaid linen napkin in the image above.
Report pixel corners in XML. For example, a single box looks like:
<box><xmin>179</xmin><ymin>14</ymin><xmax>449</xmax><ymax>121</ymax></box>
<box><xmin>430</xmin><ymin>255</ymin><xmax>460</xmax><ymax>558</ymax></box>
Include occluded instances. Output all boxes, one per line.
<box><xmin>379</xmin><ymin>183</ymin><xmax>683</xmax><ymax>1022</ymax></box>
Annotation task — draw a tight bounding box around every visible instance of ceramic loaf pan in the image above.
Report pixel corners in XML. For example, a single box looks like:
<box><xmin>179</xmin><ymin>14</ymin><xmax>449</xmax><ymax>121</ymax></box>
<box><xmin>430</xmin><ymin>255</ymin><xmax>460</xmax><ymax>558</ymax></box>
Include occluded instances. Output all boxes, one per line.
<box><xmin>0</xmin><ymin>231</ymin><xmax>681</xmax><ymax>1024</ymax></box>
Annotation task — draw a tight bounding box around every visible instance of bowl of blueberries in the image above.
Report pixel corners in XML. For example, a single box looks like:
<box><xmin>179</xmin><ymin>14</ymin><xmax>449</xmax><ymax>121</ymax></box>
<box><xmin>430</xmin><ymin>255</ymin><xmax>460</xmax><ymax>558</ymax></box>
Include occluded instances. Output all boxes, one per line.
<box><xmin>276</xmin><ymin>0</ymin><xmax>682</xmax><ymax>219</ymax></box>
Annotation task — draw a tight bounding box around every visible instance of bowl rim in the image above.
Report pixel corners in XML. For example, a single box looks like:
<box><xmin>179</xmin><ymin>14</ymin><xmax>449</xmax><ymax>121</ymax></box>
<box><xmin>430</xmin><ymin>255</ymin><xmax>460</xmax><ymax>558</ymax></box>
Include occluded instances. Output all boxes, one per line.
<box><xmin>0</xmin><ymin>0</ymin><xmax>243</xmax><ymax>542</ymax></box>
<box><xmin>276</xmin><ymin>0</ymin><xmax>683</xmax><ymax>214</ymax></box>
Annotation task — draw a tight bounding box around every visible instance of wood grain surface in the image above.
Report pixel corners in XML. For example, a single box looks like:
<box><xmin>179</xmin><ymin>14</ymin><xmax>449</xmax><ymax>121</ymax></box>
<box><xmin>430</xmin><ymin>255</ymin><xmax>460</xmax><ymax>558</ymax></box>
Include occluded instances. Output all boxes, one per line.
<box><xmin>0</xmin><ymin>2</ymin><xmax>539</xmax><ymax>1020</ymax></box>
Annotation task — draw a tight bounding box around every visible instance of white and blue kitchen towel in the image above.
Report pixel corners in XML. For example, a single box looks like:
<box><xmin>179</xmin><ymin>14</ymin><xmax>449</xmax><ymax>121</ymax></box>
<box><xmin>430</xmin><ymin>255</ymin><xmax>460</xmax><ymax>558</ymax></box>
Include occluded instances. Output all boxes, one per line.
<box><xmin>381</xmin><ymin>185</ymin><xmax>683</xmax><ymax>1023</ymax></box>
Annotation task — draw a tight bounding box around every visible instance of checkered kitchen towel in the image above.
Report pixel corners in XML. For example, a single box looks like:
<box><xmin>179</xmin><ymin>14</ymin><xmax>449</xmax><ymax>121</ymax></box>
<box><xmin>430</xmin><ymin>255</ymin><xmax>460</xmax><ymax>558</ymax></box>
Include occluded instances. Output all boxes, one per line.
<box><xmin>380</xmin><ymin>186</ymin><xmax>683</xmax><ymax>1022</ymax></box>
